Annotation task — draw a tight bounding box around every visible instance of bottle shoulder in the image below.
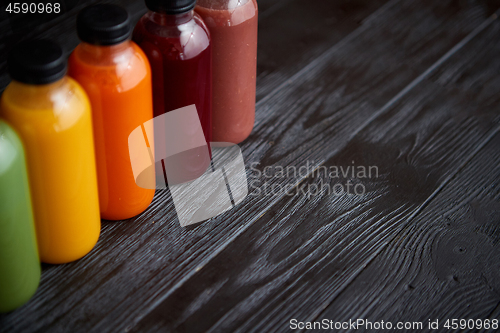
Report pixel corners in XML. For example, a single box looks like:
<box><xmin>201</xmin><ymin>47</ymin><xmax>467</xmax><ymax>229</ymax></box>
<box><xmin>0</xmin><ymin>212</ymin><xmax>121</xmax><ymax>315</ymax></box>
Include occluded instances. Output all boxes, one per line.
<box><xmin>133</xmin><ymin>12</ymin><xmax>211</xmax><ymax>60</ymax></box>
<box><xmin>0</xmin><ymin>120</ymin><xmax>23</xmax><ymax>175</ymax></box>
<box><xmin>70</xmin><ymin>42</ymin><xmax>148</xmax><ymax>68</ymax></box>
<box><xmin>195</xmin><ymin>0</ymin><xmax>257</xmax><ymax>27</ymax></box>
<box><xmin>1</xmin><ymin>78</ymin><xmax>90</xmax><ymax>116</ymax></box>
<box><xmin>68</xmin><ymin>42</ymin><xmax>151</xmax><ymax>92</ymax></box>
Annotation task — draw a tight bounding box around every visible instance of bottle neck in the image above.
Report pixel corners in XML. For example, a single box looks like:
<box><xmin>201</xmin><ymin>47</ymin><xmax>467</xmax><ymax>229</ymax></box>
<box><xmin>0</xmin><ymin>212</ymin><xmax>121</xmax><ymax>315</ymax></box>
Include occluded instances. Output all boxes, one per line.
<box><xmin>147</xmin><ymin>10</ymin><xmax>194</xmax><ymax>26</ymax></box>
<box><xmin>75</xmin><ymin>40</ymin><xmax>134</xmax><ymax>66</ymax></box>
<box><xmin>78</xmin><ymin>40</ymin><xmax>132</xmax><ymax>58</ymax></box>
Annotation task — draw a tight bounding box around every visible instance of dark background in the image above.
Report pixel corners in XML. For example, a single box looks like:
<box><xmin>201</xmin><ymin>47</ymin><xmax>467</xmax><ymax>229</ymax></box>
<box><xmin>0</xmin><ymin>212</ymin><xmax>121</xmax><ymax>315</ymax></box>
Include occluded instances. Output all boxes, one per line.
<box><xmin>0</xmin><ymin>0</ymin><xmax>149</xmax><ymax>90</ymax></box>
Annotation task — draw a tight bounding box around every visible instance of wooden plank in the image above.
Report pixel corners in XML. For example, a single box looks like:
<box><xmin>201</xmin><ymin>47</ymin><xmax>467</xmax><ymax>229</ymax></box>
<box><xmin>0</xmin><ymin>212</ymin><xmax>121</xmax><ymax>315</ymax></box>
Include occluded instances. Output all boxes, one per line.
<box><xmin>0</xmin><ymin>0</ymin><xmax>496</xmax><ymax>332</ymax></box>
<box><xmin>311</xmin><ymin>27</ymin><xmax>500</xmax><ymax>327</ymax></box>
<box><xmin>254</xmin><ymin>0</ymin><xmax>389</xmax><ymax>100</ymax></box>
<box><xmin>128</xmin><ymin>11</ymin><xmax>500</xmax><ymax>333</ymax></box>
<box><xmin>314</xmin><ymin>132</ymin><xmax>500</xmax><ymax>328</ymax></box>
<box><xmin>256</xmin><ymin>0</ymin><xmax>291</xmax><ymax>18</ymax></box>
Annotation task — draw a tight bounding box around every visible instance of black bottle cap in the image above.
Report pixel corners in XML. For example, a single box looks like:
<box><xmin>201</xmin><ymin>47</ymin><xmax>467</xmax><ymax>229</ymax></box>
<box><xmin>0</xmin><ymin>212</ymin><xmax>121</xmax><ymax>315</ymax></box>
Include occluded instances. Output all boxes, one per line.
<box><xmin>77</xmin><ymin>4</ymin><xmax>131</xmax><ymax>46</ymax></box>
<box><xmin>8</xmin><ymin>39</ymin><xmax>67</xmax><ymax>85</ymax></box>
<box><xmin>145</xmin><ymin>0</ymin><xmax>196</xmax><ymax>14</ymax></box>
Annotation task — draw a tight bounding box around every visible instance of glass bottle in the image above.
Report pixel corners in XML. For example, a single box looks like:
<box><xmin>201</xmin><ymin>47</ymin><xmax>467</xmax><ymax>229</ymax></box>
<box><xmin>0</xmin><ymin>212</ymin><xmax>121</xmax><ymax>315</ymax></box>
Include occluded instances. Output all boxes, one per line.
<box><xmin>196</xmin><ymin>0</ymin><xmax>258</xmax><ymax>144</ymax></box>
<box><xmin>0</xmin><ymin>119</ymin><xmax>40</xmax><ymax>312</ymax></box>
<box><xmin>133</xmin><ymin>0</ymin><xmax>212</xmax><ymax>184</ymax></box>
<box><xmin>69</xmin><ymin>4</ymin><xmax>155</xmax><ymax>220</ymax></box>
<box><xmin>0</xmin><ymin>39</ymin><xmax>101</xmax><ymax>264</ymax></box>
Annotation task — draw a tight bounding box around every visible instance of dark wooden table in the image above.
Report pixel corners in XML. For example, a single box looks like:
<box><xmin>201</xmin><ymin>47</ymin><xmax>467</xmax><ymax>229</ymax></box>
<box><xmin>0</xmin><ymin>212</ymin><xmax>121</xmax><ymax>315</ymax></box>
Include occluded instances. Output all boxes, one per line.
<box><xmin>2</xmin><ymin>0</ymin><xmax>500</xmax><ymax>332</ymax></box>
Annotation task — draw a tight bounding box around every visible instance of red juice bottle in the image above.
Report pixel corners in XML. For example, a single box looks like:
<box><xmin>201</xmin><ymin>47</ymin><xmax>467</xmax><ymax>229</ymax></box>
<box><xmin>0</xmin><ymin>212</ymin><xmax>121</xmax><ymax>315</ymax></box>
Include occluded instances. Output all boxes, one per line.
<box><xmin>196</xmin><ymin>0</ymin><xmax>258</xmax><ymax>144</ymax></box>
<box><xmin>133</xmin><ymin>0</ymin><xmax>212</xmax><ymax>184</ymax></box>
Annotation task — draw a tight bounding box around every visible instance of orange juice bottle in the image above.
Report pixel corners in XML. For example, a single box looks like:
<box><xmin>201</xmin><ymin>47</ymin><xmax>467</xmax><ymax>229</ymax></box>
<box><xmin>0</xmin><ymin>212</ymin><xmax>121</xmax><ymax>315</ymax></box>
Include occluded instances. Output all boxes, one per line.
<box><xmin>69</xmin><ymin>4</ymin><xmax>155</xmax><ymax>220</ymax></box>
<box><xmin>0</xmin><ymin>39</ymin><xmax>101</xmax><ymax>264</ymax></box>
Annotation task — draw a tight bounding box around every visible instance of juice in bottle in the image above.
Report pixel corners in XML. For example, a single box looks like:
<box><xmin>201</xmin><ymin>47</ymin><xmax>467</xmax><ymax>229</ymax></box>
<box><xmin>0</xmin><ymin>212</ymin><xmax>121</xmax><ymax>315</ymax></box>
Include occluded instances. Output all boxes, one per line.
<box><xmin>133</xmin><ymin>0</ymin><xmax>212</xmax><ymax>184</ymax></box>
<box><xmin>196</xmin><ymin>0</ymin><xmax>258</xmax><ymax>144</ymax></box>
<box><xmin>0</xmin><ymin>119</ymin><xmax>40</xmax><ymax>312</ymax></box>
<box><xmin>0</xmin><ymin>39</ymin><xmax>101</xmax><ymax>264</ymax></box>
<box><xmin>69</xmin><ymin>4</ymin><xmax>155</xmax><ymax>220</ymax></box>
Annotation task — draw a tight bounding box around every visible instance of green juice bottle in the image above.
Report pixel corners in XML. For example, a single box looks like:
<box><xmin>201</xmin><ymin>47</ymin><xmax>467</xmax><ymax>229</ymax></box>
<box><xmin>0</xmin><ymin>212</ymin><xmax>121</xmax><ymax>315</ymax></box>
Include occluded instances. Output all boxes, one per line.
<box><xmin>0</xmin><ymin>119</ymin><xmax>40</xmax><ymax>312</ymax></box>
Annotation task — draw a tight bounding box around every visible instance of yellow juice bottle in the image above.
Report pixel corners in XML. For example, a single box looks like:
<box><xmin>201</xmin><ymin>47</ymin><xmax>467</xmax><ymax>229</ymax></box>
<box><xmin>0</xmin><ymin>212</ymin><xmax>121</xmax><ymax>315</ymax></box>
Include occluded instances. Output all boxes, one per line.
<box><xmin>0</xmin><ymin>39</ymin><xmax>101</xmax><ymax>264</ymax></box>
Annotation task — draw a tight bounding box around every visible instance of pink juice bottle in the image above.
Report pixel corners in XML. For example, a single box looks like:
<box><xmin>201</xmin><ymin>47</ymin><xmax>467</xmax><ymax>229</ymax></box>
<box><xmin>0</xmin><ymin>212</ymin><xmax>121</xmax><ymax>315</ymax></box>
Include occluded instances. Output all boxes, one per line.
<box><xmin>195</xmin><ymin>0</ymin><xmax>258</xmax><ymax>144</ymax></box>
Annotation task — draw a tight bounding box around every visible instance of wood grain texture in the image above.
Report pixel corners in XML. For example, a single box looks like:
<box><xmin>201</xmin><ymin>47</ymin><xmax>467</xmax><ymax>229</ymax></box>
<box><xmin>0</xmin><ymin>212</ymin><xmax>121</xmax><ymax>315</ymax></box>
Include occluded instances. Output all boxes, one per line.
<box><xmin>129</xmin><ymin>10</ymin><xmax>500</xmax><ymax>333</ymax></box>
<box><xmin>1</xmin><ymin>0</ymin><xmax>499</xmax><ymax>332</ymax></box>
<box><xmin>0</xmin><ymin>0</ymin><xmax>396</xmax><ymax>332</ymax></box>
<box><xmin>255</xmin><ymin>0</ymin><xmax>388</xmax><ymax>101</ymax></box>
<box><xmin>313</xmin><ymin>21</ymin><xmax>500</xmax><ymax>328</ymax></box>
<box><xmin>314</xmin><ymin>133</ymin><xmax>500</xmax><ymax>330</ymax></box>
